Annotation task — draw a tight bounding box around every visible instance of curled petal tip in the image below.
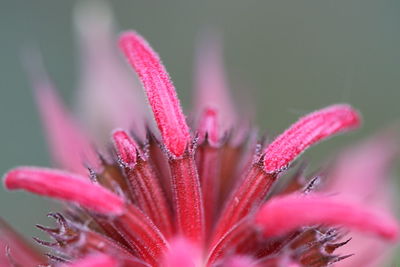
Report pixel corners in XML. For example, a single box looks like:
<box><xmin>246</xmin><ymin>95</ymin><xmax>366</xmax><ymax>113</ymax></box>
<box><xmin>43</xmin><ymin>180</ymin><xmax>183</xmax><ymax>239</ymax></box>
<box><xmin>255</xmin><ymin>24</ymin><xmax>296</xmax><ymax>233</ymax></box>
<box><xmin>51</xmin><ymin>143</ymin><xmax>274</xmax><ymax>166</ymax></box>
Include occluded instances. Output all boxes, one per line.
<box><xmin>263</xmin><ymin>104</ymin><xmax>361</xmax><ymax>173</ymax></box>
<box><xmin>119</xmin><ymin>31</ymin><xmax>190</xmax><ymax>157</ymax></box>
<box><xmin>4</xmin><ymin>167</ymin><xmax>124</xmax><ymax>215</ymax></box>
<box><xmin>255</xmin><ymin>194</ymin><xmax>399</xmax><ymax>241</ymax></box>
<box><xmin>112</xmin><ymin>129</ymin><xmax>139</xmax><ymax>168</ymax></box>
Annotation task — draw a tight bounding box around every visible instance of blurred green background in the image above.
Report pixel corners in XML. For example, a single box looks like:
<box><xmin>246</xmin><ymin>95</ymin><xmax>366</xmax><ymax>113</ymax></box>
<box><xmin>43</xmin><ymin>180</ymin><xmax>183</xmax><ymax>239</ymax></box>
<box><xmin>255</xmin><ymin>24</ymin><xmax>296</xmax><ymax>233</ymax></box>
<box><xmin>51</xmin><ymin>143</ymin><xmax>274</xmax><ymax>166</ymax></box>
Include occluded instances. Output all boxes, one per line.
<box><xmin>0</xmin><ymin>0</ymin><xmax>399</xmax><ymax>264</ymax></box>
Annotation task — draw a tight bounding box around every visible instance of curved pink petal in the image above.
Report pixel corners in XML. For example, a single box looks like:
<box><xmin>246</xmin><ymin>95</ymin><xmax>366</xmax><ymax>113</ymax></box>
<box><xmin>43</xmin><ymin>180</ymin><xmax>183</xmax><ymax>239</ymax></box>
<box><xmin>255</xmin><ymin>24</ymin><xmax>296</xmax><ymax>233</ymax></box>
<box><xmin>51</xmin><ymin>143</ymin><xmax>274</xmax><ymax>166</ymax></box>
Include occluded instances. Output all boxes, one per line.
<box><xmin>75</xmin><ymin>1</ymin><xmax>148</xmax><ymax>143</ymax></box>
<box><xmin>255</xmin><ymin>194</ymin><xmax>399</xmax><ymax>241</ymax></box>
<box><xmin>4</xmin><ymin>167</ymin><xmax>124</xmax><ymax>215</ymax></box>
<box><xmin>119</xmin><ymin>31</ymin><xmax>190</xmax><ymax>157</ymax></box>
<box><xmin>326</xmin><ymin>132</ymin><xmax>400</xmax><ymax>266</ymax></box>
<box><xmin>263</xmin><ymin>104</ymin><xmax>360</xmax><ymax>173</ymax></box>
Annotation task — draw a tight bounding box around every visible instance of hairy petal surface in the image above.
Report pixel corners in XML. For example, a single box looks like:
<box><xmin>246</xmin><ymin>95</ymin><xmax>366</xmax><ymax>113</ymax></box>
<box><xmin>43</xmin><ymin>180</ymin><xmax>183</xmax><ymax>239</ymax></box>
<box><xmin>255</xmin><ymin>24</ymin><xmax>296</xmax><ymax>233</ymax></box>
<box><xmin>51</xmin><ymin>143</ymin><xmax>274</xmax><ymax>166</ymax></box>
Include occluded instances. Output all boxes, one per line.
<box><xmin>263</xmin><ymin>104</ymin><xmax>360</xmax><ymax>173</ymax></box>
<box><xmin>4</xmin><ymin>167</ymin><xmax>124</xmax><ymax>215</ymax></box>
<box><xmin>119</xmin><ymin>31</ymin><xmax>190</xmax><ymax>157</ymax></box>
<box><xmin>255</xmin><ymin>194</ymin><xmax>399</xmax><ymax>241</ymax></box>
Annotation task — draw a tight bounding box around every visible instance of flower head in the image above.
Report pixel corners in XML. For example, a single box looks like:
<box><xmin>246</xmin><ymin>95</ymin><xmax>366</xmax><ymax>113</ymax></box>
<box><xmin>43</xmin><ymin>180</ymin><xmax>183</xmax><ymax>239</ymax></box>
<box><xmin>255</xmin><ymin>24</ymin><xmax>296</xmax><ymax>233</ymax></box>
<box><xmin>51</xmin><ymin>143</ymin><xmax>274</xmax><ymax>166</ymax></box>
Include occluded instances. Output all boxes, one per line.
<box><xmin>1</xmin><ymin>4</ymin><xmax>399</xmax><ymax>267</ymax></box>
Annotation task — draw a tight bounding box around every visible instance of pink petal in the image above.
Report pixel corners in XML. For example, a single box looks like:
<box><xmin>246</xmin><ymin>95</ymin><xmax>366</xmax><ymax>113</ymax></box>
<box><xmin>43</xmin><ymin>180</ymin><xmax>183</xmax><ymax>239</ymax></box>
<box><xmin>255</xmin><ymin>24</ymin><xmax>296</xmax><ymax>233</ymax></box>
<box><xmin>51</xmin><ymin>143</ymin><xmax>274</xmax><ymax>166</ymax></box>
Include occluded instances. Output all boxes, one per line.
<box><xmin>263</xmin><ymin>104</ymin><xmax>360</xmax><ymax>173</ymax></box>
<box><xmin>113</xmin><ymin>205</ymin><xmax>168</xmax><ymax>266</ymax></box>
<box><xmin>162</xmin><ymin>237</ymin><xmax>200</xmax><ymax>267</ymax></box>
<box><xmin>63</xmin><ymin>253</ymin><xmax>117</xmax><ymax>267</ymax></box>
<box><xmin>169</xmin><ymin>156</ymin><xmax>205</xmax><ymax>243</ymax></box>
<box><xmin>194</xmin><ymin>31</ymin><xmax>236</xmax><ymax>132</ymax></box>
<box><xmin>113</xmin><ymin>130</ymin><xmax>174</xmax><ymax>237</ymax></box>
<box><xmin>255</xmin><ymin>194</ymin><xmax>399</xmax><ymax>241</ymax></box>
<box><xmin>25</xmin><ymin>55</ymin><xmax>99</xmax><ymax>175</ymax></box>
<box><xmin>112</xmin><ymin>129</ymin><xmax>139</xmax><ymax>168</ymax></box>
<box><xmin>326</xmin><ymin>132</ymin><xmax>400</xmax><ymax>266</ymax></box>
<box><xmin>119</xmin><ymin>31</ymin><xmax>190</xmax><ymax>157</ymax></box>
<box><xmin>120</xmin><ymin>31</ymin><xmax>204</xmax><ymax>244</ymax></box>
<box><xmin>75</xmin><ymin>2</ymin><xmax>148</xmax><ymax>142</ymax></box>
<box><xmin>4</xmin><ymin>167</ymin><xmax>124</xmax><ymax>215</ymax></box>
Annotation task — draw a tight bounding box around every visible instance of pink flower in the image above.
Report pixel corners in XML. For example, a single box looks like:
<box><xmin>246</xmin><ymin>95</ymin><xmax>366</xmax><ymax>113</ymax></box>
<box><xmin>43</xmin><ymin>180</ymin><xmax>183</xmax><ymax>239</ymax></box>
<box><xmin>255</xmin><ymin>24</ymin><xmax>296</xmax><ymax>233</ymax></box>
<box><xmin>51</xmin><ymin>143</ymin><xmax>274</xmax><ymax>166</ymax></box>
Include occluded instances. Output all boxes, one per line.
<box><xmin>1</xmin><ymin>4</ymin><xmax>399</xmax><ymax>267</ymax></box>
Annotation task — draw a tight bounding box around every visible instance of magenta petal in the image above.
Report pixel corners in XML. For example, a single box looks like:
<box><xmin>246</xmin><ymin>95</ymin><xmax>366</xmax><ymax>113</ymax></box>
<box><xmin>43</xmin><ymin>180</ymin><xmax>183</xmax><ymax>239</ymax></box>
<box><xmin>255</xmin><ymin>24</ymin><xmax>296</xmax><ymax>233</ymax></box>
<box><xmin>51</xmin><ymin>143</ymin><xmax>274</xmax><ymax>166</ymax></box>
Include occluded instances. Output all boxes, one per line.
<box><xmin>263</xmin><ymin>104</ymin><xmax>360</xmax><ymax>173</ymax></box>
<box><xmin>119</xmin><ymin>31</ymin><xmax>190</xmax><ymax>157</ymax></box>
<box><xmin>255</xmin><ymin>194</ymin><xmax>399</xmax><ymax>241</ymax></box>
<box><xmin>326</xmin><ymin>132</ymin><xmax>400</xmax><ymax>267</ymax></box>
<box><xmin>4</xmin><ymin>167</ymin><xmax>124</xmax><ymax>215</ymax></box>
<box><xmin>112</xmin><ymin>129</ymin><xmax>139</xmax><ymax>168</ymax></box>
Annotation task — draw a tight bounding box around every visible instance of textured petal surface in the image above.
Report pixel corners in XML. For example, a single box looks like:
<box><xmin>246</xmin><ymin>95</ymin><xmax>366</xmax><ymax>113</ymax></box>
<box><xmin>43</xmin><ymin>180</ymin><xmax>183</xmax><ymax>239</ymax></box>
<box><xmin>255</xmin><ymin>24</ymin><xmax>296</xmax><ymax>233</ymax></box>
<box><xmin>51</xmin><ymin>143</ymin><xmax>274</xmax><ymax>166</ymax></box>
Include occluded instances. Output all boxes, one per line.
<box><xmin>119</xmin><ymin>31</ymin><xmax>190</xmax><ymax>157</ymax></box>
<box><xmin>263</xmin><ymin>104</ymin><xmax>360</xmax><ymax>173</ymax></box>
<box><xmin>255</xmin><ymin>194</ymin><xmax>399</xmax><ymax>241</ymax></box>
<box><xmin>4</xmin><ymin>167</ymin><xmax>124</xmax><ymax>215</ymax></box>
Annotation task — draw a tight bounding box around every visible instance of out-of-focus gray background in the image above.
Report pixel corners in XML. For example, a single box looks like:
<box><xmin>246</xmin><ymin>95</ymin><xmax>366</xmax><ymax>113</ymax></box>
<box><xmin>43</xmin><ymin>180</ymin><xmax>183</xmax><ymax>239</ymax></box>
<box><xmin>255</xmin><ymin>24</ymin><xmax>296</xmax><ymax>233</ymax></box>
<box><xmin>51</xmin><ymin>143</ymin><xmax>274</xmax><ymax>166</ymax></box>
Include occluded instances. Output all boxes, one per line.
<box><xmin>0</xmin><ymin>0</ymin><xmax>399</xmax><ymax>263</ymax></box>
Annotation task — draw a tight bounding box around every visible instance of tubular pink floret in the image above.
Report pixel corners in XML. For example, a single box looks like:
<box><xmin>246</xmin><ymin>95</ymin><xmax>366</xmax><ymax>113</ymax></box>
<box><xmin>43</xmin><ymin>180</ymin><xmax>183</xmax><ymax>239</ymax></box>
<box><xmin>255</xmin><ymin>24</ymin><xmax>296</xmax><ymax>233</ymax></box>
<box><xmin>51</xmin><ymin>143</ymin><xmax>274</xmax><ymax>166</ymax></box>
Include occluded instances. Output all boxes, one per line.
<box><xmin>263</xmin><ymin>104</ymin><xmax>360</xmax><ymax>173</ymax></box>
<box><xmin>63</xmin><ymin>253</ymin><xmax>118</xmax><ymax>267</ymax></box>
<box><xmin>4</xmin><ymin>167</ymin><xmax>124</xmax><ymax>215</ymax></box>
<box><xmin>119</xmin><ymin>31</ymin><xmax>190</xmax><ymax>157</ymax></box>
<box><xmin>198</xmin><ymin>107</ymin><xmax>219</xmax><ymax>145</ymax></box>
<box><xmin>112</xmin><ymin>129</ymin><xmax>139</xmax><ymax>168</ymax></box>
<box><xmin>255</xmin><ymin>194</ymin><xmax>399</xmax><ymax>241</ymax></box>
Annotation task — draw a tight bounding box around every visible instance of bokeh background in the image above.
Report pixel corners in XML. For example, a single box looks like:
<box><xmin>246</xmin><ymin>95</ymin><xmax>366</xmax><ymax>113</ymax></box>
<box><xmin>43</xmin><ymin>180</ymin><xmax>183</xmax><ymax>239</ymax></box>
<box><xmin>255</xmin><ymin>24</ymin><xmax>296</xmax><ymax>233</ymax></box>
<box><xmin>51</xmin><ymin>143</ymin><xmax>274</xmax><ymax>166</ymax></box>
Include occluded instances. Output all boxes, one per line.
<box><xmin>1</xmin><ymin>0</ymin><xmax>399</xmax><ymax>264</ymax></box>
